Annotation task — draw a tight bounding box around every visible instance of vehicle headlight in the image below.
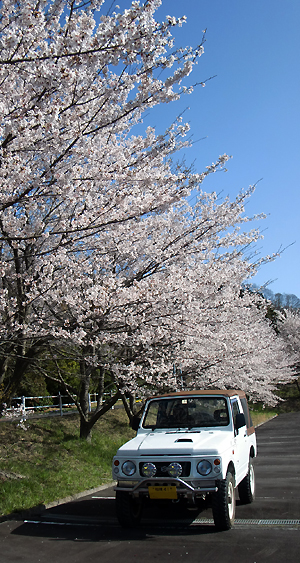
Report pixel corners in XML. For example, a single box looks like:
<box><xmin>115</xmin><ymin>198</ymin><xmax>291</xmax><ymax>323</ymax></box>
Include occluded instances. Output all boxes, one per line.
<box><xmin>197</xmin><ymin>460</ymin><xmax>212</xmax><ymax>476</ymax></box>
<box><xmin>122</xmin><ymin>460</ymin><xmax>136</xmax><ymax>476</ymax></box>
<box><xmin>141</xmin><ymin>462</ymin><xmax>157</xmax><ymax>477</ymax></box>
<box><xmin>167</xmin><ymin>462</ymin><xmax>183</xmax><ymax>478</ymax></box>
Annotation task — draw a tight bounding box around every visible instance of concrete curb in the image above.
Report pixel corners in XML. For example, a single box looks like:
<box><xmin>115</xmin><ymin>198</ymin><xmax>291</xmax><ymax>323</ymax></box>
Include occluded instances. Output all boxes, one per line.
<box><xmin>42</xmin><ymin>481</ymin><xmax>117</xmax><ymax>510</ymax></box>
<box><xmin>0</xmin><ymin>481</ymin><xmax>116</xmax><ymax>524</ymax></box>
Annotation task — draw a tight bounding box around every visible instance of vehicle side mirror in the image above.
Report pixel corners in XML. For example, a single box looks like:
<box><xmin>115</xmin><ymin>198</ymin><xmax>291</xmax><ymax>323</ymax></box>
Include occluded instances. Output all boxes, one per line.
<box><xmin>235</xmin><ymin>412</ymin><xmax>246</xmax><ymax>431</ymax></box>
<box><xmin>131</xmin><ymin>416</ymin><xmax>141</xmax><ymax>431</ymax></box>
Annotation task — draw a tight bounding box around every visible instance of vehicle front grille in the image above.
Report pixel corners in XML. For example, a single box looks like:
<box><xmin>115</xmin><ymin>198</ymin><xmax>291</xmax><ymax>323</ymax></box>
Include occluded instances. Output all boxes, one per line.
<box><xmin>139</xmin><ymin>461</ymin><xmax>191</xmax><ymax>478</ymax></box>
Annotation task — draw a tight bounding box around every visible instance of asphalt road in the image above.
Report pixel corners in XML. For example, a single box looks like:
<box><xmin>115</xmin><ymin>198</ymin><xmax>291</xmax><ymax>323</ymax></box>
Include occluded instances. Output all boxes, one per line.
<box><xmin>1</xmin><ymin>412</ymin><xmax>299</xmax><ymax>563</ymax></box>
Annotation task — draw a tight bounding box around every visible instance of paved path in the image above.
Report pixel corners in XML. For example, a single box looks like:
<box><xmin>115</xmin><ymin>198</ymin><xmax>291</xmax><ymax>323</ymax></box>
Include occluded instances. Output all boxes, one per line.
<box><xmin>0</xmin><ymin>412</ymin><xmax>299</xmax><ymax>563</ymax></box>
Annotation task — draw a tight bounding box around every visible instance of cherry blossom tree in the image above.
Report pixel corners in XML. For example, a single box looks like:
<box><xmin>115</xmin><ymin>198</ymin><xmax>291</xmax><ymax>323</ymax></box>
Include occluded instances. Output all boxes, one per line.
<box><xmin>0</xmin><ymin>0</ymin><xmax>210</xmax><ymax>402</ymax></box>
<box><xmin>28</xmin><ymin>190</ymin><xmax>294</xmax><ymax>438</ymax></box>
<box><xmin>277</xmin><ymin>309</ymin><xmax>300</xmax><ymax>393</ymax></box>
<box><xmin>0</xmin><ymin>1</ymin><xmax>295</xmax><ymax>439</ymax></box>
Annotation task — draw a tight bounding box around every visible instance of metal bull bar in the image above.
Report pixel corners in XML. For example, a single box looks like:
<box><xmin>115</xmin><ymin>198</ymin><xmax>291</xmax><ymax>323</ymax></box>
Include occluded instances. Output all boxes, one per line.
<box><xmin>115</xmin><ymin>477</ymin><xmax>218</xmax><ymax>501</ymax></box>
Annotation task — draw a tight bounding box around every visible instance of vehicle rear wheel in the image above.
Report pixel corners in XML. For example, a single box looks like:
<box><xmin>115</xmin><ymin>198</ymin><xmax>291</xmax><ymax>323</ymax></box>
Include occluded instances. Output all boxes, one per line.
<box><xmin>212</xmin><ymin>471</ymin><xmax>236</xmax><ymax>531</ymax></box>
<box><xmin>116</xmin><ymin>490</ymin><xmax>143</xmax><ymax>528</ymax></box>
<box><xmin>238</xmin><ymin>458</ymin><xmax>255</xmax><ymax>504</ymax></box>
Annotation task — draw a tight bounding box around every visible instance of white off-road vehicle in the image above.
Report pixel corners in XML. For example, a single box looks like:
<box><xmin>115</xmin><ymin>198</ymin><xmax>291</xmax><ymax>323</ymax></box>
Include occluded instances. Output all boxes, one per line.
<box><xmin>112</xmin><ymin>390</ymin><xmax>256</xmax><ymax>530</ymax></box>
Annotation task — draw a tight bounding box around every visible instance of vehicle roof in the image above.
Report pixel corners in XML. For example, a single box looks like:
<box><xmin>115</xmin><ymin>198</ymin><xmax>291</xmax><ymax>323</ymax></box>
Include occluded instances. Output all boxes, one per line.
<box><xmin>151</xmin><ymin>389</ymin><xmax>247</xmax><ymax>399</ymax></box>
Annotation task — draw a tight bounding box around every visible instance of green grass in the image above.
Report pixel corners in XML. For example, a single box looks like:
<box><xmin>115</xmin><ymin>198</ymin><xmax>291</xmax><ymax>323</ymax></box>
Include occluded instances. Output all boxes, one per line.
<box><xmin>249</xmin><ymin>380</ymin><xmax>300</xmax><ymax>424</ymax></box>
<box><xmin>0</xmin><ymin>403</ymin><xmax>281</xmax><ymax>517</ymax></box>
<box><xmin>0</xmin><ymin>408</ymin><xmax>135</xmax><ymax>517</ymax></box>
<box><xmin>249</xmin><ymin>405</ymin><xmax>278</xmax><ymax>427</ymax></box>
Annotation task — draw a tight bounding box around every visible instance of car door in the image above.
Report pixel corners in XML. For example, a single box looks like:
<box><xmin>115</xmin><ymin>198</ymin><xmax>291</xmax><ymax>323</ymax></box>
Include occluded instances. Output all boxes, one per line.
<box><xmin>230</xmin><ymin>398</ymin><xmax>249</xmax><ymax>483</ymax></box>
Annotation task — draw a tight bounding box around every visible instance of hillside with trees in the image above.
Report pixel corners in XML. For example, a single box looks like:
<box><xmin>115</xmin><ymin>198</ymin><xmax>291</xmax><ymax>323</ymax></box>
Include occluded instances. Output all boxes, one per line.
<box><xmin>252</xmin><ymin>287</ymin><xmax>300</xmax><ymax>310</ymax></box>
<box><xmin>248</xmin><ymin>285</ymin><xmax>300</xmax><ymax>409</ymax></box>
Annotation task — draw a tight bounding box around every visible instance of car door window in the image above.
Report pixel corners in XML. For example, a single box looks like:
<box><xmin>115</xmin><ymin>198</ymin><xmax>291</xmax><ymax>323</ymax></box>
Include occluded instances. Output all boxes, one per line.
<box><xmin>230</xmin><ymin>399</ymin><xmax>240</xmax><ymax>434</ymax></box>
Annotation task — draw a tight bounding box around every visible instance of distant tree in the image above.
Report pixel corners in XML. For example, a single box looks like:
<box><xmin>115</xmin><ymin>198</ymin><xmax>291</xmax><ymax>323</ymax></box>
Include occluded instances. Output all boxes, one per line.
<box><xmin>273</xmin><ymin>293</ymin><xmax>283</xmax><ymax>309</ymax></box>
<box><xmin>265</xmin><ymin>291</ymin><xmax>300</xmax><ymax>311</ymax></box>
<box><xmin>283</xmin><ymin>294</ymin><xmax>300</xmax><ymax>310</ymax></box>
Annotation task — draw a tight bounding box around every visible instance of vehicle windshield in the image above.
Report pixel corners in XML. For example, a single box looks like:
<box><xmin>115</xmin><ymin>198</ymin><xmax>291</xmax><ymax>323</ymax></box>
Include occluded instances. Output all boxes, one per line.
<box><xmin>142</xmin><ymin>397</ymin><xmax>229</xmax><ymax>429</ymax></box>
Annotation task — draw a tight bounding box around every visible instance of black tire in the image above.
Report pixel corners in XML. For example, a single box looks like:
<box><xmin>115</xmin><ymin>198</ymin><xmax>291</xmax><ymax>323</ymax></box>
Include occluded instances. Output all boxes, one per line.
<box><xmin>238</xmin><ymin>458</ymin><xmax>255</xmax><ymax>504</ymax></box>
<box><xmin>115</xmin><ymin>491</ymin><xmax>143</xmax><ymax>528</ymax></box>
<box><xmin>212</xmin><ymin>471</ymin><xmax>236</xmax><ymax>531</ymax></box>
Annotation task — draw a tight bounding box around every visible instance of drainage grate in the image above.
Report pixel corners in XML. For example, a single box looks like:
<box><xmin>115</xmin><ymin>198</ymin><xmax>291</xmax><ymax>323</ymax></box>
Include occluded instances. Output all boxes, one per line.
<box><xmin>193</xmin><ymin>518</ymin><xmax>300</xmax><ymax>527</ymax></box>
<box><xmin>23</xmin><ymin>516</ymin><xmax>300</xmax><ymax>529</ymax></box>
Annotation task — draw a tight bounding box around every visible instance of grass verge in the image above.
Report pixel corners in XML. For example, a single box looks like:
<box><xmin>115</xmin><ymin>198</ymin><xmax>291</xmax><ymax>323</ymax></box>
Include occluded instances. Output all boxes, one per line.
<box><xmin>250</xmin><ymin>406</ymin><xmax>278</xmax><ymax>427</ymax></box>
<box><xmin>0</xmin><ymin>405</ymin><xmax>278</xmax><ymax>517</ymax></box>
<box><xmin>0</xmin><ymin>408</ymin><xmax>135</xmax><ymax>517</ymax></box>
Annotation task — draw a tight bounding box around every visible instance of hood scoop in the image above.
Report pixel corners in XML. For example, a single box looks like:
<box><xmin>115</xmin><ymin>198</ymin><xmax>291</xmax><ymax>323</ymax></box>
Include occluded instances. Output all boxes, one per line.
<box><xmin>175</xmin><ymin>438</ymin><xmax>193</xmax><ymax>443</ymax></box>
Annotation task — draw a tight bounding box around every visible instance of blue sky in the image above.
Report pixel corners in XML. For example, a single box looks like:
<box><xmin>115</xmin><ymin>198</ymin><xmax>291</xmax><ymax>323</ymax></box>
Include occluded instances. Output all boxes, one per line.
<box><xmin>108</xmin><ymin>0</ymin><xmax>300</xmax><ymax>297</ymax></box>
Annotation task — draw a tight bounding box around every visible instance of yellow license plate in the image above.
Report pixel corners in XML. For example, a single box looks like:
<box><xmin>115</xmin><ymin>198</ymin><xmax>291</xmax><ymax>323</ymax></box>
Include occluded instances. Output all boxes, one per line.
<box><xmin>148</xmin><ymin>485</ymin><xmax>178</xmax><ymax>500</ymax></box>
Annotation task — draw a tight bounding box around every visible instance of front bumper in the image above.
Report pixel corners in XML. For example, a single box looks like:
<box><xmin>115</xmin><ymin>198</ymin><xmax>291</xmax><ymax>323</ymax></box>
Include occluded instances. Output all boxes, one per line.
<box><xmin>115</xmin><ymin>477</ymin><xmax>218</xmax><ymax>500</ymax></box>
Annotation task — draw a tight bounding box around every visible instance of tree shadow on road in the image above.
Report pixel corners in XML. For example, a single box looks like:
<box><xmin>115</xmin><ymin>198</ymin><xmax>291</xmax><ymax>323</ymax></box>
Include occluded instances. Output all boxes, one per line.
<box><xmin>11</xmin><ymin>496</ymin><xmax>220</xmax><ymax>542</ymax></box>
<box><xmin>11</xmin><ymin>519</ymin><xmax>218</xmax><ymax>543</ymax></box>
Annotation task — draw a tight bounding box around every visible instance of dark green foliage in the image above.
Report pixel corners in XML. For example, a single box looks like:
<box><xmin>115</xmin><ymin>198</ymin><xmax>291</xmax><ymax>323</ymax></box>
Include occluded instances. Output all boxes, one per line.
<box><xmin>275</xmin><ymin>381</ymin><xmax>300</xmax><ymax>412</ymax></box>
<box><xmin>13</xmin><ymin>372</ymin><xmax>49</xmax><ymax>400</ymax></box>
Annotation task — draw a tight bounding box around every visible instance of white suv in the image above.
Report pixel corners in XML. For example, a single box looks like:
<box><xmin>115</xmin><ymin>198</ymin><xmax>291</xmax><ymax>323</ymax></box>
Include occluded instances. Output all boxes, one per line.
<box><xmin>112</xmin><ymin>390</ymin><xmax>256</xmax><ymax>530</ymax></box>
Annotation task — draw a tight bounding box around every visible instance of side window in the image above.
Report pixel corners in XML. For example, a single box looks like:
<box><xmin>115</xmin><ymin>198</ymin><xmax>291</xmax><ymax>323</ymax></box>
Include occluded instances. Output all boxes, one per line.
<box><xmin>240</xmin><ymin>397</ymin><xmax>253</xmax><ymax>429</ymax></box>
<box><xmin>230</xmin><ymin>399</ymin><xmax>240</xmax><ymax>433</ymax></box>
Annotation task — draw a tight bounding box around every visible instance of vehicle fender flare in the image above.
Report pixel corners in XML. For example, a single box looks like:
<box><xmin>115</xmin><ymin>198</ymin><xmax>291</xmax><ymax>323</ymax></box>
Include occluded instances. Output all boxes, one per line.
<box><xmin>226</xmin><ymin>461</ymin><xmax>236</xmax><ymax>486</ymax></box>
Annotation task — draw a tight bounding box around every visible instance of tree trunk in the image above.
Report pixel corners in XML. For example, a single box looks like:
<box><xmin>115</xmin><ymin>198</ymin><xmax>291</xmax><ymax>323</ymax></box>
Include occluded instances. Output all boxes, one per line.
<box><xmin>97</xmin><ymin>366</ymin><xmax>105</xmax><ymax>408</ymax></box>
<box><xmin>79</xmin><ymin>416</ymin><xmax>93</xmax><ymax>442</ymax></box>
<box><xmin>78</xmin><ymin>359</ymin><xmax>93</xmax><ymax>440</ymax></box>
<box><xmin>121</xmin><ymin>393</ymin><xmax>133</xmax><ymax>422</ymax></box>
<box><xmin>79</xmin><ymin>360</ymin><xmax>91</xmax><ymax>416</ymax></box>
<box><xmin>79</xmin><ymin>389</ymin><xmax>122</xmax><ymax>440</ymax></box>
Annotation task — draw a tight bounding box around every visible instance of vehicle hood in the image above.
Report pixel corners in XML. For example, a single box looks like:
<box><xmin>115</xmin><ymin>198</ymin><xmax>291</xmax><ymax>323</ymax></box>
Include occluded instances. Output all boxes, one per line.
<box><xmin>117</xmin><ymin>430</ymin><xmax>232</xmax><ymax>457</ymax></box>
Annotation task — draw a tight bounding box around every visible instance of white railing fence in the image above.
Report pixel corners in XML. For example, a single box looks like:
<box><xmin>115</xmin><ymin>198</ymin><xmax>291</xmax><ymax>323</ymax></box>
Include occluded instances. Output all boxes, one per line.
<box><xmin>6</xmin><ymin>392</ymin><xmax>115</xmax><ymax>417</ymax></box>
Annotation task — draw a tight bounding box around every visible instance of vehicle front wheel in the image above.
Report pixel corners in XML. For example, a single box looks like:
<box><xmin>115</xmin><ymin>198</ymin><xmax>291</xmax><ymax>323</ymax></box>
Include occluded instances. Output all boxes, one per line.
<box><xmin>212</xmin><ymin>471</ymin><xmax>236</xmax><ymax>531</ymax></box>
<box><xmin>238</xmin><ymin>458</ymin><xmax>255</xmax><ymax>504</ymax></box>
<box><xmin>115</xmin><ymin>490</ymin><xmax>143</xmax><ymax>528</ymax></box>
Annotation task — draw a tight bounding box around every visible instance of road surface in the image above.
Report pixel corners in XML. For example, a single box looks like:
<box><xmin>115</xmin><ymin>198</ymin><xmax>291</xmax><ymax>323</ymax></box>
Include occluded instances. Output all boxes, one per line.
<box><xmin>0</xmin><ymin>412</ymin><xmax>299</xmax><ymax>563</ymax></box>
